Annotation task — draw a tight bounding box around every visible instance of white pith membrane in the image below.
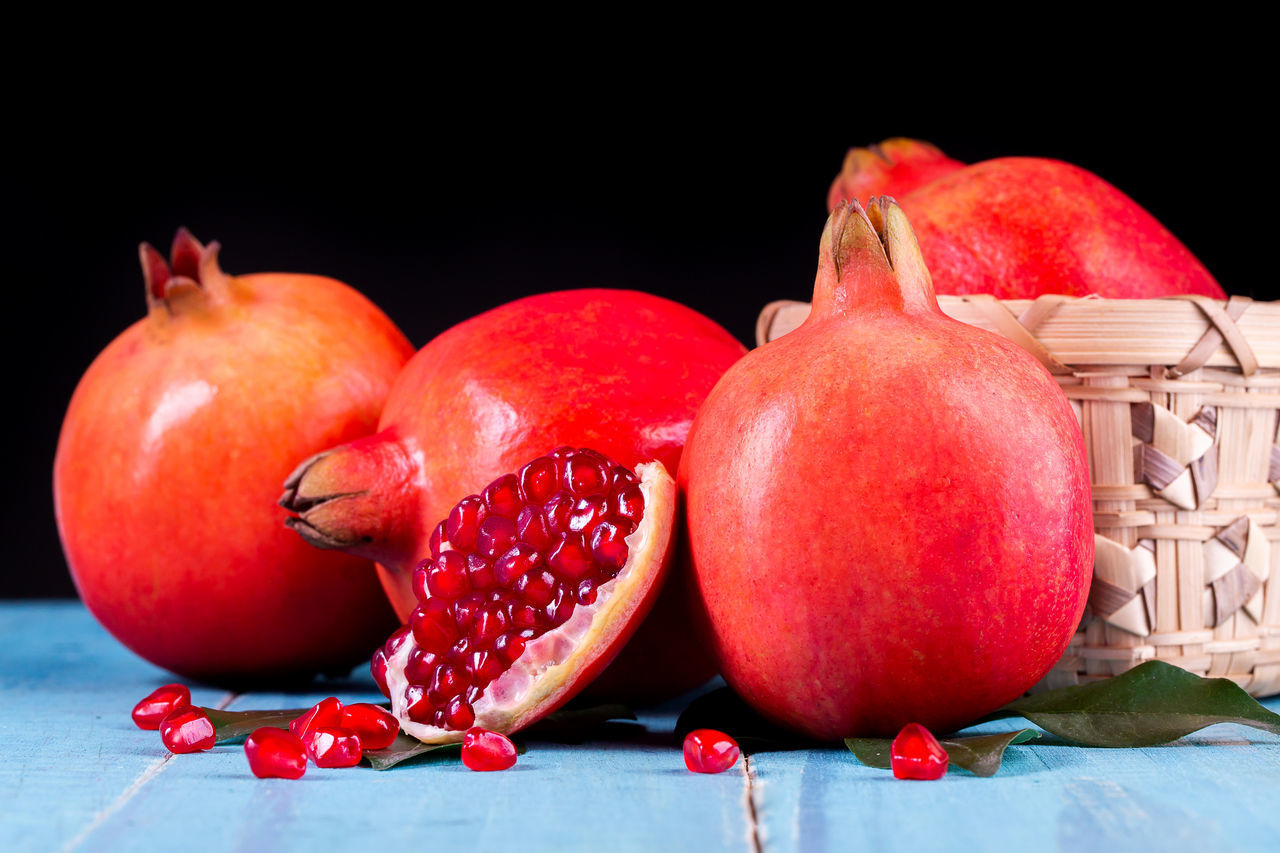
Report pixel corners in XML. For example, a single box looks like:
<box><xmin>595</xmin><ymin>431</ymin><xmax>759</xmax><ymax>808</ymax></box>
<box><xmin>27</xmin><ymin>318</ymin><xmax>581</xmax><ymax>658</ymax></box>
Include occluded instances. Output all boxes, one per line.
<box><xmin>385</xmin><ymin>460</ymin><xmax>675</xmax><ymax>743</ymax></box>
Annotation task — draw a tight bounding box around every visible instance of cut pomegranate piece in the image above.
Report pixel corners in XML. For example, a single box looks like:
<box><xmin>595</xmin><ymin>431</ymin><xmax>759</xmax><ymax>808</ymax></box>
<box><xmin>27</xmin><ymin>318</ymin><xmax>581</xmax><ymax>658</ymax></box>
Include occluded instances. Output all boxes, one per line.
<box><xmin>160</xmin><ymin>707</ymin><xmax>216</xmax><ymax>754</ymax></box>
<box><xmin>376</xmin><ymin>449</ymin><xmax>676</xmax><ymax>743</ymax></box>
<box><xmin>303</xmin><ymin>727</ymin><xmax>363</xmax><ymax>768</ymax></box>
<box><xmin>289</xmin><ymin>697</ymin><xmax>344</xmax><ymax>739</ymax></box>
<box><xmin>683</xmin><ymin>729</ymin><xmax>740</xmax><ymax>774</ymax></box>
<box><xmin>131</xmin><ymin>684</ymin><xmax>191</xmax><ymax>730</ymax></box>
<box><xmin>339</xmin><ymin>703</ymin><xmax>400</xmax><ymax>750</ymax></box>
<box><xmin>461</xmin><ymin>728</ymin><xmax>518</xmax><ymax>771</ymax></box>
<box><xmin>245</xmin><ymin>727</ymin><xmax>307</xmax><ymax>779</ymax></box>
<box><xmin>890</xmin><ymin>723</ymin><xmax>949</xmax><ymax>780</ymax></box>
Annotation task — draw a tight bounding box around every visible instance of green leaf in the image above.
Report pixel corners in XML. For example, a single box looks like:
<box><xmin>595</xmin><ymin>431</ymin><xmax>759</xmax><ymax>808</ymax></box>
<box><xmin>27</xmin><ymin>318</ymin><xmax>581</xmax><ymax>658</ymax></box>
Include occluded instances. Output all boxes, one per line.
<box><xmin>983</xmin><ymin>660</ymin><xmax>1280</xmax><ymax>747</ymax></box>
<box><xmin>524</xmin><ymin>703</ymin><xmax>636</xmax><ymax>743</ymax></box>
<box><xmin>363</xmin><ymin>737</ymin><xmax>462</xmax><ymax>770</ymax></box>
<box><xmin>675</xmin><ymin>687</ymin><xmax>817</xmax><ymax>751</ymax></box>
<box><xmin>845</xmin><ymin>729</ymin><xmax>1037</xmax><ymax>777</ymax></box>
<box><xmin>203</xmin><ymin>707</ymin><xmax>309</xmax><ymax>745</ymax></box>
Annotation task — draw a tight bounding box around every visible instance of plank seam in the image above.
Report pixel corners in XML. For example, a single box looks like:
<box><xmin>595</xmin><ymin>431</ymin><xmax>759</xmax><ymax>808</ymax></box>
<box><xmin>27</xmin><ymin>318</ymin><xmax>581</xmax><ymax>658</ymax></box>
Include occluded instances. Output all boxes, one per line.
<box><xmin>742</xmin><ymin>753</ymin><xmax>762</xmax><ymax>853</ymax></box>
<box><xmin>60</xmin><ymin>691</ymin><xmax>240</xmax><ymax>853</ymax></box>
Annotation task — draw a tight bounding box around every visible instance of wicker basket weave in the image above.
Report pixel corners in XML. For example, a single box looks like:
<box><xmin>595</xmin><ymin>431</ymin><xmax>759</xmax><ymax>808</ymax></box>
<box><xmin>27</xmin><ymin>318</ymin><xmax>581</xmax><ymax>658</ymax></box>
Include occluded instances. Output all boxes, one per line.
<box><xmin>757</xmin><ymin>294</ymin><xmax>1280</xmax><ymax>697</ymax></box>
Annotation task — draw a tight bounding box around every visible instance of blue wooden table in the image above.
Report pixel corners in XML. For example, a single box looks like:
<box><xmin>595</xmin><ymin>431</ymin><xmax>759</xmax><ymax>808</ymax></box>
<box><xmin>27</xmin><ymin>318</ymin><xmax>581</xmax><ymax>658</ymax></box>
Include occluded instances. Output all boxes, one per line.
<box><xmin>3</xmin><ymin>601</ymin><xmax>1279</xmax><ymax>852</ymax></box>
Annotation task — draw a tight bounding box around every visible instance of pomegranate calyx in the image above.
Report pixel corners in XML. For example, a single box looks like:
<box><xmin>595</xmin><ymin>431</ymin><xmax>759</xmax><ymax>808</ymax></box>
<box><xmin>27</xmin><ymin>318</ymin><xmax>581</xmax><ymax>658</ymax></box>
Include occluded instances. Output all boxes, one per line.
<box><xmin>140</xmin><ymin>228</ymin><xmax>229</xmax><ymax>314</ymax></box>
<box><xmin>280</xmin><ymin>432</ymin><xmax>422</xmax><ymax>563</ymax></box>
<box><xmin>809</xmin><ymin>198</ymin><xmax>939</xmax><ymax>322</ymax></box>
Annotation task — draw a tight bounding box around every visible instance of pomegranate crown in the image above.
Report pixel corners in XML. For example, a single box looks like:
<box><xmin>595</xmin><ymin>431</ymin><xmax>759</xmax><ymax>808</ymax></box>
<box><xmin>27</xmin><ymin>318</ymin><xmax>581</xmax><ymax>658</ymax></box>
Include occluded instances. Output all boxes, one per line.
<box><xmin>140</xmin><ymin>227</ymin><xmax>226</xmax><ymax>311</ymax></box>
<box><xmin>811</xmin><ymin>197</ymin><xmax>938</xmax><ymax>318</ymax></box>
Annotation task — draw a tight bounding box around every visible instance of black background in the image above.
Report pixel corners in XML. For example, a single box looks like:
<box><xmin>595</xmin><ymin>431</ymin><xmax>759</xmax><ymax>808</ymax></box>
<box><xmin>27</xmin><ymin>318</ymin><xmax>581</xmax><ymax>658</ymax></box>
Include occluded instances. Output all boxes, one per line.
<box><xmin>4</xmin><ymin>50</ymin><xmax>1269</xmax><ymax>598</ymax></box>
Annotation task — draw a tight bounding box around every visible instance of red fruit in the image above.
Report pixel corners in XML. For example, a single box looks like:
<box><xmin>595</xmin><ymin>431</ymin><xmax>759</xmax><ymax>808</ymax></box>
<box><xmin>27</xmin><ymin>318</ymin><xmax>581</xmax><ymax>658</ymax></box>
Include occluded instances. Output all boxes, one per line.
<box><xmin>827</xmin><ymin>138</ymin><xmax>964</xmax><ymax>208</ymax></box>
<box><xmin>682</xmin><ymin>729</ymin><xmax>740</xmax><ymax>774</ymax></box>
<box><xmin>339</xmin><ymin>703</ymin><xmax>400</xmax><ymax>750</ymax></box>
<box><xmin>367</xmin><ymin>449</ymin><xmax>676</xmax><ymax>744</ymax></box>
<box><xmin>891</xmin><ymin>723</ymin><xmax>949</xmax><ymax>780</ymax></box>
<box><xmin>303</xmin><ymin>727</ymin><xmax>363</xmax><ymax>768</ymax></box>
<box><xmin>828</xmin><ymin>140</ymin><xmax>1225</xmax><ymax>299</ymax></box>
<box><xmin>289</xmin><ymin>697</ymin><xmax>344</xmax><ymax>739</ymax></box>
<box><xmin>245</xmin><ymin>727</ymin><xmax>307</xmax><ymax>779</ymax></box>
<box><xmin>280</xmin><ymin>289</ymin><xmax>745</xmax><ymax>703</ymax></box>
<box><xmin>131</xmin><ymin>684</ymin><xmax>191</xmax><ymax>730</ymax></box>
<box><xmin>54</xmin><ymin>229</ymin><xmax>413</xmax><ymax>682</ymax></box>
<box><xmin>461</xmin><ymin>728</ymin><xmax>518</xmax><ymax>772</ymax></box>
<box><xmin>160</xmin><ymin>706</ymin><xmax>216</xmax><ymax>754</ymax></box>
<box><xmin>680</xmin><ymin>199</ymin><xmax>1093</xmax><ymax>739</ymax></box>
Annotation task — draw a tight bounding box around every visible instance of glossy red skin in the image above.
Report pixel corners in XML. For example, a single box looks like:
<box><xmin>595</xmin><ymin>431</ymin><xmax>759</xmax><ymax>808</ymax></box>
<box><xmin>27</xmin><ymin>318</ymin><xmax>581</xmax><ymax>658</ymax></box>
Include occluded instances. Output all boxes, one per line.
<box><xmin>683</xmin><ymin>729</ymin><xmax>740</xmax><ymax>773</ymax></box>
<box><xmin>303</xmin><ymin>727</ymin><xmax>363</xmax><ymax>767</ymax></box>
<box><xmin>245</xmin><ymin>727</ymin><xmax>307</xmax><ymax>779</ymax></box>
<box><xmin>827</xmin><ymin>138</ymin><xmax>964</xmax><ymax>208</ymax></box>
<box><xmin>461</xmin><ymin>728</ymin><xmax>517</xmax><ymax>771</ymax></box>
<box><xmin>679</xmin><ymin>200</ymin><xmax>1093</xmax><ymax>739</ymax></box>
<box><xmin>131</xmin><ymin>684</ymin><xmax>191</xmax><ymax>730</ymax></box>
<box><xmin>294</xmin><ymin>289</ymin><xmax>746</xmax><ymax>702</ymax></box>
<box><xmin>832</xmin><ymin>145</ymin><xmax>1225</xmax><ymax>299</ymax></box>
<box><xmin>339</xmin><ymin>703</ymin><xmax>399</xmax><ymax>750</ymax></box>
<box><xmin>891</xmin><ymin>723</ymin><xmax>948</xmax><ymax>780</ymax></box>
<box><xmin>54</xmin><ymin>263</ymin><xmax>413</xmax><ymax>682</ymax></box>
<box><xmin>160</xmin><ymin>707</ymin><xmax>216</xmax><ymax>753</ymax></box>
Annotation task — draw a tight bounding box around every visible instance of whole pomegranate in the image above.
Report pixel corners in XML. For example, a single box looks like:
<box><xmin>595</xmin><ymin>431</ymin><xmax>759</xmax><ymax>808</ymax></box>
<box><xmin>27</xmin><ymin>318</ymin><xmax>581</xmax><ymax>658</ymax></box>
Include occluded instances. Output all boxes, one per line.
<box><xmin>280</xmin><ymin>289</ymin><xmax>747</xmax><ymax>702</ymax></box>
<box><xmin>680</xmin><ymin>199</ymin><xmax>1093</xmax><ymax>739</ymax></box>
<box><xmin>828</xmin><ymin>139</ymin><xmax>1225</xmax><ymax>299</ymax></box>
<box><xmin>54</xmin><ymin>229</ymin><xmax>414</xmax><ymax>682</ymax></box>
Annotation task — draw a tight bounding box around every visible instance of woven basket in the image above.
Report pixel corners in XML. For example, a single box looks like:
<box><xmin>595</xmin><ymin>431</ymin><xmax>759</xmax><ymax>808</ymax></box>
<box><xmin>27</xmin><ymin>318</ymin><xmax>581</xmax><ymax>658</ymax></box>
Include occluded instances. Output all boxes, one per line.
<box><xmin>757</xmin><ymin>294</ymin><xmax>1280</xmax><ymax>697</ymax></box>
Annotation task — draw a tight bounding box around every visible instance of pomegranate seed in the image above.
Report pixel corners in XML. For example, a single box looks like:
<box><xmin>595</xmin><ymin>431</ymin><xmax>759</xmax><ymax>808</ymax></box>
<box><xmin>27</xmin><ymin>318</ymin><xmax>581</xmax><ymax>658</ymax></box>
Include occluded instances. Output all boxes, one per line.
<box><xmin>476</xmin><ymin>515</ymin><xmax>518</xmax><ymax>559</ymax></box>
<box><xmin>429</xmin><ymin>520</ymin><xmax>445</xmax><ymax>559</ymax></box>
<box><xmin>444</xmin><ymin>698</ymin><xmax>475</xmax><ymax>730</ymax></box>
<box><xmin>245</xmin><ymin>727</ymin><xmax>307</xmax><ymax>779</ymax></box>
<box><xmin>131</xmin><ymin>684</ymin><xmax>191</xmax><ymax>730</ymax></box>
<box><xmin>426</xmin><ymin>551</ymin><xmax>471</xmax><ymax>599</ymax></box>
<box><xmin>391</xmin><ymin>449</ymin><xmax>646</xmax><ymax>732</ymax></box>
<box><xmin>160</xmin><ymin>707</ymin><xmax>216</xmax><ymax>754</ymax></box>
<box><xmin>462</xmin><ymin>727</ymin><xmax>518</xmax><ymax>771</ymax></box>
<box><xmin>518</xmin><ymin>456</ymin><xmax>558</xmax><ymax>504</ymax></box>
<box><xmin>683</xmin><ymin>729</ymin><xmax>741</xmax><ymax>773</ymax></box>
<box><xmin>289</xmin><ymin>697</ymin><xmax>344</xmax><ymax>739</ymax></box>
<box><xmin>890</xmin><ymin>723</ymin><xmax>949</xmax><ymax>780</ymax></box>
<box><xmin>340</xmin><ymin>704</ymin><xmax>400</xmax><ymax>750</ymax></box>
<box><xmin>371</xmin><ymin>649</ymin><xmax>392</xmax><ymax>698</ymax></box>
<box><xmin>446</xmin><ymin>496</ymin><xmax>486</xmax><ymax>549</ymax></box>
<box><xmin>304</xmin><ymin>726</ymin><xmax>363</xmax><ymax>768</ymax></box>
<box><xmin>483</xmin><ymin>474</ymin><xmax>523</xmax><ymax>518</ymax></box>
<box><xmin>564</xmin><ymin>450</ymin><xmax>610</xmax><ymax>496</ymax></box>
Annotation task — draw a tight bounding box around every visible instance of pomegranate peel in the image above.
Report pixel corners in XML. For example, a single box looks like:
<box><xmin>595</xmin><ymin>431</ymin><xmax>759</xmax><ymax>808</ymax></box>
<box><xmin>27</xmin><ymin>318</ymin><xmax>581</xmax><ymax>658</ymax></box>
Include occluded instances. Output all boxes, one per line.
<box><xmin>380</xmin><ymin>454</ymin><xmax>676</xmax><ymax>744</ymax></box>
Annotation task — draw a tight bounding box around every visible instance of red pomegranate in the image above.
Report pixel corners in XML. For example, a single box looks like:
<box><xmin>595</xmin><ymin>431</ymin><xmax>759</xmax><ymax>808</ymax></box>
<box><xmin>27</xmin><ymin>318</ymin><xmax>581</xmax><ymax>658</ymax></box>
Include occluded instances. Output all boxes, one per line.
<box><xmin>828</xmin><ymin>139</ymin><xmax>1225</xmax><ymax>299</ymax></box>
<box><xmin>280</xmin><ymin>289</ymin><xmax>746</xmax><ymax>702</ymax></box>
<box><xmin>369</xmin><ymin>447</ymin><xmax>676</xmax><ymax>741</ymax></box>
<box><xmin>679</xmin><ymin>199</ymin><xmax>1093</xmax><ymax>739</ymax></box>
<box><xmin>54</xmin><ymin>229</ymin><xmax>414</xmax><ymax>682</ymax></box>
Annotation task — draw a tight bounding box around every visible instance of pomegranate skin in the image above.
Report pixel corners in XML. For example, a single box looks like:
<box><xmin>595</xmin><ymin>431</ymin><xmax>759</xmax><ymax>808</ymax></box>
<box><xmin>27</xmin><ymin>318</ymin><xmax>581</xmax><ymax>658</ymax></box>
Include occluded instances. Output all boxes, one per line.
<box><xmin>54</xmin><ymin>233</ymin><xmax>414</xmax><ymax>682</ymax></box>
<box><xmin>679</xmin><ymin>199</ymin><xmax>1093</xmax><ymax>740</ymax></box>
<box><xmin>830</xmin><ymin>145</ymin><xmax>1225</xmax><ymax>299</ymax></box>
<box><xmin>826</xmin><ymin>138</ymin><xmax>964</xmax><ymax>210</ymax></box>
<box><xmin>283</xmin><ymin>289</ymin><xmax>746</xmax><ymax>702</ymax></box>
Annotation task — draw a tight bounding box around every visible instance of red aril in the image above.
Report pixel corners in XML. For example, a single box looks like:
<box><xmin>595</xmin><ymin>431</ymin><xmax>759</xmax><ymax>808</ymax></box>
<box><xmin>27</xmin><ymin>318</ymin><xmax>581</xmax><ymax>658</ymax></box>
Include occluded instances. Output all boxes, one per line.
<box><xmin>369</xmin><ymin>448</ymin><xmax>675</xmax><ymax>743</ymax></box>
<box><xmin>54</xmin><ymin>229</ymin><xmax>413</xmax><ymax>682</ymax></box>
<box><xmin>461</xmin><ymin>728</ymin><xmax>518</xmax><ymax>772</ymax></box>
<box><xmin>339</xmin><ymin>703</ymin><xmax>399</xmax><ymax>750</ymax></box>
<box><xmin>303</xmin><ymin>727</ymin><xmax>363</xmax><ymax>768</ymax></box>
<box><xmin>682</xmin><ymin>729</ymin><xmax>740</xmax><ymax>774</ymax></box>
<box><xmin>890</xmin><ymin>723</ymin><xmax>949</xmax><ymax>780</ymax></box>
<box><xmin>289</xmin><ymin>697</ymin><xmax>344</xmax><ymax>739</ymax></box>
<box><xmin>245</xmin><ymin>727</ymin><xmax>307</xmax><ymax>779</ymax></box>
<box><xmin>160</xmin><ymin>707</ymin><xmax>216</xmax><ymax>754</ymax></box>
<box><xmin>280</xmin><ymin>289</ymin><xmax>744</xmax><ymax>703</ymax></box>
<box><xmin>131</xmin><ymin>684</ymin><xmax>191</xmax><ymax>730</ymax></box>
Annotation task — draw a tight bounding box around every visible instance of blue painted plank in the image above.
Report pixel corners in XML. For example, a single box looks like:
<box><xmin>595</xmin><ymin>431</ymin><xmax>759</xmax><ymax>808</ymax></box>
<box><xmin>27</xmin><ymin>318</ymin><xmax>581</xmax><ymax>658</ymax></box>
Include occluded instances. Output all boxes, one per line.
<box><xmin>4</xmin><ymin>602</ymin><xmax>1280</xmax><ymax>853</ymax></box>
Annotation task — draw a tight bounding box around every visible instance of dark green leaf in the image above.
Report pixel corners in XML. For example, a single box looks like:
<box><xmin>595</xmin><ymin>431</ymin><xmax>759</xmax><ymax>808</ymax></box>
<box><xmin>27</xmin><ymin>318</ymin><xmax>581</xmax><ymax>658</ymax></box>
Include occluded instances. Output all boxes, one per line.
<box><xmin>675</xmin><ymin>687</ymin><xmax>817</xmax><ymax>750</ymax></box>
<box><xmin>203</xmin><ymin>707</ymin><xmax>308</xmax><ymax>744</ymax></box>
<box><xmin>982</xmin><ymin>660</ymin><xmax>1280</xmax><ymax>747</ymax></box>
<box><xmin>364</xmin><ymin>735</ymin><xmax>528</xmax><ymax>770</ymax></box>
<box><xmin>524</xmin><ymin>703</ymin><xmax>636</xmax><ymax>743</ymax></box>
<box><xmin>845</xmin><ymin>729</ymin><xmax>1037</xmax><ymax>777</ymax></box>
